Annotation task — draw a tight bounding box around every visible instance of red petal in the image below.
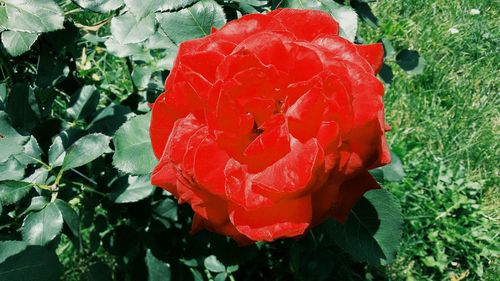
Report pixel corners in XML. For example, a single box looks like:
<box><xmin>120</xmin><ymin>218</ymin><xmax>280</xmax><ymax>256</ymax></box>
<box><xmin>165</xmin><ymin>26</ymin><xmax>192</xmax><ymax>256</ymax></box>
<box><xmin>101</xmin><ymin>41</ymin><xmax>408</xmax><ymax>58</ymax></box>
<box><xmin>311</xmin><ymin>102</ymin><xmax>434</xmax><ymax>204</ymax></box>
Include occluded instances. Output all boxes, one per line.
<box><xmin>182</xmin><ymin>127</ymin><xmax>209</xmax><ymax>175</ymax></box>
<box><xmin>165</xmin><ymin>115</ymin><xmax>203</xmax><ymax>164</ymax></box>
<box><xmin>151</xmin><ymin>160</ymin><xmax>178</xmax><ymax>197</ymax></box>
<box><xmin>285</xmin><ymin>42</ymin><xmax>324</xmax><ymax>81</ymax></box>
<box><xmin>355</xmin><ymin>43</ymin><xmax>384</xmax><ymax>74</ymax></box>
<box><xmin>313</xmin><ymin>35</ymin><xmax>372</xmax><ymax>73</ymax></box>
<box><xmin>228</xmin><ymin>196</ymin><xmax>312</xmax><ymax>241</ymax></box>
<box><xmin>286</xmin><ymin>87</ymin><xmax>325</xmax><ymax>142</ymax></box>
<box><xmin>165</xmin><ymin>36</ymin><xmax>214</xmax><ymax>90</ymax></box>
<box><xmin>243</xmin><ymin>115</ymin><xmax>291</xmax><ymax>172</ymax></box>
<box><xmin>176</xmin><ymin>177</ymin><xmax>229</xmax><ymax>226</ymax></box>
<box><xmin>150</xmin><ymin>85</ymin><xmax>204</xmax><ymax>159</ymax></box>
<box><xmin>232</xmin><ymin>32</ymin><xmax>291</xmax><ymax>71</ymax></box>
<box><xmin>214</xmin><ymin>14</ymin><xmax>284</xmax><ymax>44</ymax></box>
<box><xmin>224</xmin><ymin>159</ymin><xmax>273</xmax><ymax>210</ymax></box>
<box><xmin>179</xmin><ymin>51</ymin><xmax>225</xmax><ymax>83</ymax></box>
<box><xmin>252</xmin><ymin>138</ymin><xmax>320</xmax><ymax>194</ymax></box>
<box><xmin>269</xmin><ymin>9</ymin><xmax>339</xmax><ymax>41</ymax></box>
<box><xmin>150</xmin><ymin>93</ymin><xmax>176</xmax><ymax>158</ymax></box>
<box><xmin>193</xmin><ymin>137</ymin><xmax>230</xmax><ymax>196</ymax></box>
<box><xmin>316</xmin><ymin>121</ymin><xmax>340</xmax><ymax>154</ymax></box>
<box><xmin>198</xmin><ymin>40</ymin><xmax>237</xmax><ymax>55</ymax></box>
<box><xmin>331</xmin><ymin>171</ymin><xmax>380</xmax><ymax>223</ymax></box>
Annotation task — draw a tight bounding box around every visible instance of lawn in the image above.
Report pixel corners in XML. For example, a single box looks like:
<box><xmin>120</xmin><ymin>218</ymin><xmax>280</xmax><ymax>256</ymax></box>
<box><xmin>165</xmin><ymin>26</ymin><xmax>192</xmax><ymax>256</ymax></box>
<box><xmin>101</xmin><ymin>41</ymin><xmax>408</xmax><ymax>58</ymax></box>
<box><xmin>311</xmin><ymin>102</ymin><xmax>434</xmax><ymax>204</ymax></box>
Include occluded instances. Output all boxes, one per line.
<box><xmin>359</xmin><ymin>0</ymin><xmax>499</xmax><ymax>279</ymax></box>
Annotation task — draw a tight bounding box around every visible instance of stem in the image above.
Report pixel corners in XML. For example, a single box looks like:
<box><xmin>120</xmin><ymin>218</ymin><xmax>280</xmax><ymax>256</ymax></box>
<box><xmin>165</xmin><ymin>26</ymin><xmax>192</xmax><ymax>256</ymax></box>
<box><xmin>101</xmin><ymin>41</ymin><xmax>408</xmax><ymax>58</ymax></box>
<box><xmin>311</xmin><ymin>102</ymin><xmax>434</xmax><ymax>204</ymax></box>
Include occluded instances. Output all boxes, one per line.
<box><xmin>80</xmin><ymin>184</ymin><xmax>106</xmax><ymax>197</ymax></box>
<box><xmin>71</xmin><ymin>168</ymin><xmax>97</xmax><ymax>185</ymax></box>
<box><xmin>0</xmin><ymin>47</ymin><xmax>14</xmax><ymax>80</ymax></box>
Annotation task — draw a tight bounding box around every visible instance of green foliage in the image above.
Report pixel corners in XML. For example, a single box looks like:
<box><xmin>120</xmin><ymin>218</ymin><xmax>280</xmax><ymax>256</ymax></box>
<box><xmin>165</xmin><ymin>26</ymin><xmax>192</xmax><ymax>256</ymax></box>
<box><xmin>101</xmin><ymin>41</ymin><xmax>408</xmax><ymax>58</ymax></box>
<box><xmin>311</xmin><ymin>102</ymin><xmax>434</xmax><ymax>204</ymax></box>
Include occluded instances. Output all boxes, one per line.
<box><xmin>0</xmin><ymin>0</ymin><xmax>495</xmax><ymax>280</ymax></box>
<box><xmin>156</xmin><ymin>0</ymin><xmax>226</xmax><ymax>44</ymax></box>
<box><xmin>22</xmin><ymin>202</ymin><xmax>63</xmax><ymax>245</ymax></box>
<box><xmin>112</xmin><ymin>113</ymin><xmax>157</xmax><ymax>175</ymax></box>
<box><xmin>327</xmin><ymin>190</ymin><xmax>403</xmax><ymax>265</ymax></box>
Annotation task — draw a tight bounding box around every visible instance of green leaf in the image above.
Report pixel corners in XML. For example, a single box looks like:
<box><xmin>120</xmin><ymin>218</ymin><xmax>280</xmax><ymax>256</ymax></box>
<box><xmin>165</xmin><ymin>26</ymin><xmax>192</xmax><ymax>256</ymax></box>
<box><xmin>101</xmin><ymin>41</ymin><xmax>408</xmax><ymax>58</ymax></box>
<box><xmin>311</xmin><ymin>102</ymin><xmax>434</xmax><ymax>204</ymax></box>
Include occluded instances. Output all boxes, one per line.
<box><xmin>380</xmin><ymin>152</ymin><xmax>405</xmax><ymax>182</ymax></box>
<box><xmin>0</xmin><ymin>158</ymin><xmax>25</xmax><ymax>181</ymax></box>
<box><xmin>109</xmin><ymin>175</ymin><xmax>155</xmax><ymax>203</ymax></box>
<box><xmin>204</xmin><ymin>255</ymin><xmax>226</xmax><ymax>273</ymax></box>
<box><xmin>146</xmin><ymin>30</ymin><xmax>178</xmax><ymax>70</ymax></box>
<box><xmin>54</xmin><ymin>199</ymin><xmax>80</xmax><ymax>238</ymax></box>
<box><xmin>396</xmin><ymin>49</ymin><xmax>426</xmax><ymax>75</ymax></box>
<box><xmin>351</xmin><ymin>1</ymin><xmax>378</xmax><ymax>29</ymax></box>
<box><xmin>110</xmin><ymin>13</ymin><xmax>156</xmax><ymax>44</ymax></box>
<box><xmin>22</xmin><ymin>202</ymin><xmax>63</xmax><ymax>245</ymax></box>
<box><xmin>112</xmin><ymin>113</ymin><xmax>157</xmax><ymax>175</ymax></box>
<box><xmin>1</xmin><ymin>31</ymin><xmax>39</xmax><ymax>57</ymax></box>
<box><xmin>156</xmin><ymin>0</ymin><xmax>226</xmax><ymax>44</ymax></box>
<box><xmin>5</xmin><ymin>83</ymin><xmax>40</xmax><ymax>131</ymax></box>
<box><xmin>24</xmin><ymin>167</ymin><xmax>49</xmax><ymax>184</ymax></box>
<box><xmin>145</xmin><ymin>249</ymin><xmax>171</xmax><ymax>281</ymax></box>
<box><xmin>124</xmin><ymin>0</ymin><xmax>164</xmax><ymax>19</ymax></box>
<box><xmin>327</xmin><ymin>189</ymin><xmax>403</xmax><ymax>265</ymax></box>
<box><xmin>131</xmin><ymin>66</ymin><xmax>154</xmax><ymax>89</ymax></box>
<box><xmin>214</xmin><ymin>272</ymin><xmax>227</xmax><ymax>281</ymax></box>
<box><xmin>88</xmin><ymin>104</ymin><xmax>132</xmax><ymax>135</ymax></box>
<box><xmin>0</xmin><ymin>111</ymin><xmax>29</xmax><ymax>163</ymax></box>
<box><xmin>157</xmin><ymin>0</ymin><xmax>198</xmax><ymax>11</ymax></box>
<box><xmin>1</xmin><ymin>0</ymin><xmax>64</xmax><ymax>33</ymax></box>
<box><xmin>61</xmin><ymin>133</ymin><xmax>110</xmax><ymax>171</ymax></box>
<box><xmin>66</xmin><ymin>85</ymin><xmax>100</xmax><ymax>121</ymax></box>
<box><xmin>35</xmin><ymin>53</ymin><xmax>70</xmax><ymax>87</ymax></box>
<box><xmin>280</xmin><ymin>0</ymin><xmax>358</xmax><ymax>41</ymax></box>
<box><xmin>230</xmin><ymin>0</ymin><xmax>268</xmax><ymax>14</ymax></box>
<box><xmin>382</xmin><ymin>38</ymin><xmax>396</xmax><ymax>58</ymax></box>
<box><xmin>0</xmin><ymin>181</ymin><xmax>32</xmax><ymax>205</ymax></box>
<box><xmin>72</xmin><ymin>0</ymin><xmax>124</xmax><ymax>13</ymax></box>
<box><xmin>21</xmin><ymin>196</ymin><xmax>49</xmax><ymax>215</ymax></box>
<box><xmin>153</xmin><ymin>198</ymin><xmax>178</xmax><ymax>222</ymax></box>
<box><xmin>13</xmin><ymin>136</ymin><xmax>42</xmax><ymax>166</ymax></box>
<box><xmin>0</xmin><ymin>240</ymin><xmax>27</xmax><ymax>263</ymax></box>
<box><xmin>0</xmin><ymin>245</ymin><xmax>63</xmax><ymax>281</ymax></box>
<box><xmin>0</xmin><ymin>83</ymin><xmax>6</xmax><ymax>109</ymax></box>
<box><xmin>48</xmin><ymin>128</ymin><xmax>85</xmax><ymax>168</ymax></box>
<box><xmin>104</xmin><ymin>38</ymin><xmax>149</xmax><ymax>58</ymax></box>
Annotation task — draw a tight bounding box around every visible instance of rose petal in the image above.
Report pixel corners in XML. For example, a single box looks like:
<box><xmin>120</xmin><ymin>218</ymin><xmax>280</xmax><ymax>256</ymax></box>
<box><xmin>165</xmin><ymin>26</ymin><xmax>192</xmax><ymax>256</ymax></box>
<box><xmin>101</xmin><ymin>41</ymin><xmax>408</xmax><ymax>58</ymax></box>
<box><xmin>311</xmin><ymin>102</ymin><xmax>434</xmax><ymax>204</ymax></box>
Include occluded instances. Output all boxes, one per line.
<box><xmin>214</xmin><ymin>14</ymin><xmax>284</xmax><ymax>44</ymax></box>
<box><xmin>355</xmin><ymin>43</ymin><xmax>384</xmax><ymax>74</ymax></box>
<box><xmin>253</xmin><ymin>138</ymin><xmax>320</xmax><ymax>194</ymax></box>
<box><xmin>313</xmin><ymin>36</ymin><xmax>372</xmax><ymax>73</ymax></box>
<box><xmin>150</xmin><ymin>87</ymin><xmax>204</xmax><ymax>159</ymax></box>
<box><xmin>151</xmin><ymin>160</ymin><xmax>178</xmax><ymax>197</ymax></box>
<box><xmin>285</xmin><ymin>42</ymin><xmax>324</xmax><ymax>81</ymax></box>
<box><xmin>194</xmin><ymin>137</ymin><xmax>230</xmax><ymax>196</ymax></box>
<box><xmin>286</xmin><ymin>87</ymin><xmax>325</xmax><ymax>142</ymax></box>
<box><xmin>180</xmin><ymin>51</ymin><xmax>225</xmax><ymax>83</ymax></box>
<box><xmin>165</xmin><ymin>114</ymin><xmax>203</xmax><ymax>164</ymax></box>
<box><xmin>224</xmin><ymin>159</ymin><xmax>274</xmax><ymax>210</ymax></box>
<box><xmin>229</xmin><ymin>195</ymin><xmax>312</xmax><ymax>241</ymax></box>
<box><xmin>243</xmin><ymin>115</ymin><xmax>291</xmax><ymax>172</ymax></box>
<box><xmin>233</xmin><ymin>32</ymin><xmax>291</xmax><ymax>71</ymax></box>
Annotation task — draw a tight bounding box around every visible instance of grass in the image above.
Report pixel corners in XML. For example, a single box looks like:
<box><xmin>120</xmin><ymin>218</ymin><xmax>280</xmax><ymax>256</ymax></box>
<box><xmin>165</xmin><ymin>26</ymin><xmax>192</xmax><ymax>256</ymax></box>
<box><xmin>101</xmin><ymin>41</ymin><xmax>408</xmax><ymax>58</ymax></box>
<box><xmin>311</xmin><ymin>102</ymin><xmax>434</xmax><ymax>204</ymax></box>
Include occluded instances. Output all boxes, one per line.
<box><xmin>358</xmin><ymin>0</ymin><xmax>499</xmax><ymax>279</ymax></box>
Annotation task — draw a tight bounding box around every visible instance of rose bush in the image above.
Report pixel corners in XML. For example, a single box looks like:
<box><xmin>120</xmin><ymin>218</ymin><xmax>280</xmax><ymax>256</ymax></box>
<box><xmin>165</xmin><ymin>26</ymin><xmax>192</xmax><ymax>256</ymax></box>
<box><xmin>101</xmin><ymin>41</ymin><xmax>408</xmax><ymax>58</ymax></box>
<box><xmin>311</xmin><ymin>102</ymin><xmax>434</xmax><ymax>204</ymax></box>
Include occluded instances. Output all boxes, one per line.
<box><xmin>150</xmin><ymin>8</ymin><xmax>391</xmax><ymax>243</ymax></box>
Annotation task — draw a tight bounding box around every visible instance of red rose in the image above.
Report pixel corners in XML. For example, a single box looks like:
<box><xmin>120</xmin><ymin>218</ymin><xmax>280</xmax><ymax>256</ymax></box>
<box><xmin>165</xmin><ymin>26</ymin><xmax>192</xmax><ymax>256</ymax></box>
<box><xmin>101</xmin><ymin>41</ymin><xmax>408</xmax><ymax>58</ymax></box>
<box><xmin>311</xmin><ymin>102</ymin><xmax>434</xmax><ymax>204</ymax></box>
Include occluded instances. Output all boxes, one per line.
<box><xmin>150</xmin><ymin>8</ymin><xmax>391</xmax><ymax>243</ymax></box>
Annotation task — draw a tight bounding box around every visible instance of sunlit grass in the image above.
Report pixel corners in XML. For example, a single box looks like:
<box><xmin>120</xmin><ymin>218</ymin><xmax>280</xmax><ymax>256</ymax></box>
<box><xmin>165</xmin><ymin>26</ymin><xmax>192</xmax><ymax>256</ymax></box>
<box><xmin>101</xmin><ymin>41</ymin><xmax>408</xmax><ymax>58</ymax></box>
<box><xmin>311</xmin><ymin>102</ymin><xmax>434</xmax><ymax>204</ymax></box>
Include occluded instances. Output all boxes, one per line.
<box><xmin>359</xmin><ymin>0</ymin><xmax>499</xmax><ymax>279</ymax></box>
